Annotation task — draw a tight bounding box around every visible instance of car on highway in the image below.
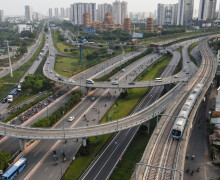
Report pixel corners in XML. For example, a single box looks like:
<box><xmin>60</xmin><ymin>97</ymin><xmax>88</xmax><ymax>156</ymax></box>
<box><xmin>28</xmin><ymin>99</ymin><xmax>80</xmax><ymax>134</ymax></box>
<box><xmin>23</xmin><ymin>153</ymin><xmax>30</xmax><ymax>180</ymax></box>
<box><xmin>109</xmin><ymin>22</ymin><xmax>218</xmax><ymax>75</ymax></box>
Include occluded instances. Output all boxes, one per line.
<box><xmin>128</xmin><ymin>82</ymin><xmax>135</xmax><ymax>85</ymax></box>
<box><xmin>112</xmin><ymin>81</ymin><xmax>119</xmax><ymax>85</ymax></box>
<box><xmin>121</xmin><ymin>69</ymin><xmax>125</xmax><ymax>73</ymax></box>
<box><xmin>155</xmin><ymin>78</ymin><xmax>162</xmax><ymax>82</ymax></box>
<box><xmin>86</xmin><ymin>79</ymin><xmax>94</xmax><ymax>84</ymax></box>
<box><xmin>68</xmin><ymin>116</ymin><xmax>74</xmax><ymax>122</ymax></box>
<box><xmin>174</xmin><ymin>75</ymin><xmax>178</xmax><ymax>78</ymax></box>
<box><xmin>47</xmin><ymin>61</ymin><xmax>50</xmax><ymax>64</ymax></box>
<box><xmin>69</xmin><ymin>79</ymin><xmax>75</xmax><ymax>83</ymax></box>
<box><xmin>58</xmin><ymin>77</ymin><xmax>64</xmax><ymax>81</ymax></box>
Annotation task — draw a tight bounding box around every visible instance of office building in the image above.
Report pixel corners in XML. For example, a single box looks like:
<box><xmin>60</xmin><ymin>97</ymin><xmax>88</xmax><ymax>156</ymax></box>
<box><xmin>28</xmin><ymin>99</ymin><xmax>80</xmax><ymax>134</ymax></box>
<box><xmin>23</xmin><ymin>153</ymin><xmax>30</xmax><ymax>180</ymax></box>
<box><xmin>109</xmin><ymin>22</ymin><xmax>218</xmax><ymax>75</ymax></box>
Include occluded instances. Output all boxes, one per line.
<box><xmin>123</xmin><ymin>17</ymin><xmax>131</xmax><ymax>30</ymax></box>
<box><xmin>35</xmin><ymin>12</ymin><xmax>42</xmax><ymax>21</ymax></box>
<box><xmin>70</xmin><ymin>3</ymin><xmax>96</xmax><ymax>25</ymax></box>
<box><xmin>0</xmin><ymin>10</ymin><xmax>5</xmax><ymax>22</ymax></box>
<box><xmin>25</xmin><ymin>5</ymin><xmax>33</xmax><ymax>21</ymax></box>
<box><xmin>97</xmin><ymin>3</ymin><xmax>112</xmax><ymax>21</ymax></box>
<box><xmin>177</xmin><ymin>0</ymin><xmax>194</xmax><ymax>26</ymax></box>
<box><xmin>49</xmin><ymin>8</ymin><xmax>53</xmax><ymax>19</ymax></box>
<box><xmin>54</xmin><ymin>8</ymin><xmax>59</xmax><ymax>18</ymax></box>
<box><xmin>146</xmin><ymin>17</ymin><xmax>154</xmax><ymax>32</ymax></box>
<box><xmin>83</xmin><ymin>12</ymin><xmax>91</xmax><ymax>28</ymax></box>
<box><xmin>199</xmin><ymin>0</ymin><xmax>217</xmax><ymax>20</ymax></box>
<box><xmin>172</xmin><ymin>4</ymin><xmax>178</xmax><ymax>25</ymax></box>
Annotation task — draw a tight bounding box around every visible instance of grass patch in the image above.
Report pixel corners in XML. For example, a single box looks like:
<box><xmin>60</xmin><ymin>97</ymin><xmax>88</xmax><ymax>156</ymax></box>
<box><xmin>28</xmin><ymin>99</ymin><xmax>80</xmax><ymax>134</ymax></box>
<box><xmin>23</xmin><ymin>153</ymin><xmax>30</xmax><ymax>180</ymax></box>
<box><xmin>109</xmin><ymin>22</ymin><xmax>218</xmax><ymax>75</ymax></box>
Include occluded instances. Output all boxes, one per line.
<box><xmin>0</xmin><ymin>84</ymin><xmax>15</xmax><ymax>100</ymax></box>
<box><xmin>135</xmin><ymin>53</ymin><xmax>173</xmax><ymax>81</ymax></box>
<box><xmin>10</xmin><ymin>93</ymin><xmax>38</xmax><ymax>107</ymax></box>
<box><xmin>173</xmin><ymin>47</ymin><xmax>183</xmax><ymax>75</ymax></box>
<box><xmin>0</xmin><ymin>35</ymin><xmax>45</xmax><ymax>83</ymax></box>
<box><xmin>63</xmin><ymin>53</ymin><xmax>172</xmax><ymax>180</ymax></box>
<box><xmin>188</xmin><ymin>42</ymin><xmax>198</xmax><ymax>66</ymax></box>
<box><xmin>35</xmin><ymin>52</ymin><xmax>49</xmax><ymax>75</ymax></box>
<box><xmin>55</xmin><ymin>49</ymin><xmax>122</xmax><ymax>77</ymax></box>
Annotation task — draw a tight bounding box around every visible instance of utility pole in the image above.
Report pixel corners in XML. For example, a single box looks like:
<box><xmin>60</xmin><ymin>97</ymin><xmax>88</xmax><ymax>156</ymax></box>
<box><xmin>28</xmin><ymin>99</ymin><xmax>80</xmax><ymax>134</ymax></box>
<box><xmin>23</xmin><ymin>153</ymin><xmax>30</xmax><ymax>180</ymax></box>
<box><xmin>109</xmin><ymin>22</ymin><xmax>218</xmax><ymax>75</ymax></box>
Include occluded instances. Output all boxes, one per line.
<box><xmin>6</xmin><ymin>41</ymin><xmax>13</xmax><ymax>77</ymax></box>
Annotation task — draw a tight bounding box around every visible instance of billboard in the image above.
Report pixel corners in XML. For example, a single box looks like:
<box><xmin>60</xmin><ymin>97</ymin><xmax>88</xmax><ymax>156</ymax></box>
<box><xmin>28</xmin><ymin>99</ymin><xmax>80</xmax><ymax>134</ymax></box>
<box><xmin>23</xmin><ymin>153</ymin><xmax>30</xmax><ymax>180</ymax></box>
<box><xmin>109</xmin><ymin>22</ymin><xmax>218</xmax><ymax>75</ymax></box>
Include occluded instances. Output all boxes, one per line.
<box><xmin>132</xmin><ymin>33</ymin><xmax>143</xmax><ymax>39</ymax></box>
<box><xmin>84</xmin><ymin>28</ymin><xmax>96</xmax><ymax>34</ymax></box>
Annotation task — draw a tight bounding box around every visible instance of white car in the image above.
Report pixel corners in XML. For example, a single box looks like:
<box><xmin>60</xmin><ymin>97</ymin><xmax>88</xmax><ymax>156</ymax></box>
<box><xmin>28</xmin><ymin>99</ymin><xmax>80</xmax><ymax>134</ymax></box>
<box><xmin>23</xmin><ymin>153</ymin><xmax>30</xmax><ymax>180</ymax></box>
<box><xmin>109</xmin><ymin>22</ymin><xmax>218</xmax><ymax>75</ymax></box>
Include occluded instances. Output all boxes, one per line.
<box><xmin>112</xmin><ymin>81</ymin><xmax>119</xmax><ymax>85</ymax></box>
<box><xmin>68</xmin><ymin>116</ymin><xmax>74</xmax><ymax>122</ymax></box>
<box><xmin>174</xmin><ymin>75</ymin><xmax>178</xmax><ymax>78</ymax></box>
<box><xmin>69</xmin><ymin>79</ymin><xmax>75</xmax><ymax>83</ymax></box>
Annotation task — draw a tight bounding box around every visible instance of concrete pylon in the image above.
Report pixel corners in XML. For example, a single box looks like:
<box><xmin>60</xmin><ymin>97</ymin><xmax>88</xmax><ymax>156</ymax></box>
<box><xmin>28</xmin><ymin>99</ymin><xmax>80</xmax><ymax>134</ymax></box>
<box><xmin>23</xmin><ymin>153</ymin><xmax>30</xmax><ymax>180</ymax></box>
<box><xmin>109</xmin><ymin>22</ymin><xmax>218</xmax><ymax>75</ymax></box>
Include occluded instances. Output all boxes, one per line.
<box><xmin>82</xmin><ymin>138</ymin><xmax>87</xmax><ymax>147</ymax></box>
<box><xmin>19</xmin><ymin>139</ymin><xmax>28</xmax><ymax>151</ymax></box>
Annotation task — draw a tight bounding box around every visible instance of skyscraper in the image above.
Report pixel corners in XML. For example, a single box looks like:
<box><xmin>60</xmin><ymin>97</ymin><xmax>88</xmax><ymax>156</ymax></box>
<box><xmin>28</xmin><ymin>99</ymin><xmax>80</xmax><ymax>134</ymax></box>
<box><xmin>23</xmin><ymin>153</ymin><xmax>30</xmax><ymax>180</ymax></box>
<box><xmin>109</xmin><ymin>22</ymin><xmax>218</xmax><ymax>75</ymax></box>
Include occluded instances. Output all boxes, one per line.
<box><xmin>157</xmin><ymin>4</ymin><xmax>178</xmax><ymax>26</ymax></box>
<box><xmin>121</xmin><ymin>1</ymin><xmax>128</xmax><ymax>24</ymax></box>
<box><xmin>60</xmin><ymin>8</ymin><xmax>65</xmax><ymax>19</ymax></box>
<box><xmin>199</xmin><ymin>0</ymin><xmax>217</xmax><ymax>20</ymax></box>
<box><xmin>65</xmin><ymin>8</ymin><xmax>70</xmax><ymax>18</ymax></box>
<box><xmin>70</xmin><ymin>3</ymin><xmax>96</xmax><ymax>25</ymax></box>
<box><xmin>0</xmin><ymin>10</ymin><xmax>5</xmax><ymax>22</ymax></box>
<box><xmin>113</xmin><ymin>0</ymin><xmax>122</xmax><ymax>24</ymax></box>
<box><xmin>25</xmin><ymin>5</ymin><xmax>33</xmax><ymax>21</ymax></box>
<box><xmin>97</xmin><ymin>3</ymin><xmax>112</xmax><ymax>21</ymax></box>
<box><xmin>54</xmin><ymin>8</ymin><xmax>59</xmax><ymax>19</ymax></box>
<box><xmin>49</xmin><ymin>8</ymin><xmax>53</xmax><ymax>19</ymax></box>
<box><xmin>177</xmin><ymin>0</ymin><xmax>194</xmax><ymax>26</ymax></box>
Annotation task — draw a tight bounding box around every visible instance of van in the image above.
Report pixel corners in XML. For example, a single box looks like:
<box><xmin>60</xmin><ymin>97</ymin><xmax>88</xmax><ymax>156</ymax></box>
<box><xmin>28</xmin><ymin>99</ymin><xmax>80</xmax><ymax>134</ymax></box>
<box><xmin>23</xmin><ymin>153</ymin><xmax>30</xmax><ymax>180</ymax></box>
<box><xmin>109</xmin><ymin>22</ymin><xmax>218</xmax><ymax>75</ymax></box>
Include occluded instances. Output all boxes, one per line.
<box><xmin>86</xmin><ymin>79</ymin><xmax>94</xmax><ymax>84</ymax></box>
<box><xmin>155</xmin><ymin>78</ymin><xmax>162</xmax><ymax>82</ymax></box>
<box><xmin>112</xmin><ymin>81</ymin><xmax>119</xmax><ymax>85</ymax></box>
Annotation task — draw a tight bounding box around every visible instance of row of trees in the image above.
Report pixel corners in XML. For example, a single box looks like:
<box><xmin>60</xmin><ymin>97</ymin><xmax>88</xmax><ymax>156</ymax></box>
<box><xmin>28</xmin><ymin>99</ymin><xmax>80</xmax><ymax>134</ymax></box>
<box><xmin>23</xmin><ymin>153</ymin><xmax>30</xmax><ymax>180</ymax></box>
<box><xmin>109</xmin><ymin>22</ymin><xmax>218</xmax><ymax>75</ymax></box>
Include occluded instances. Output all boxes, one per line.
<box><xmin>31</xmin><ymin>90</ymin><xmax>83</xmax><ymax>127</ymax></box>
<box><xmin>86</xmin><ymin>48</ymin><xmax>108</xmax><ymax>61</ymax></box>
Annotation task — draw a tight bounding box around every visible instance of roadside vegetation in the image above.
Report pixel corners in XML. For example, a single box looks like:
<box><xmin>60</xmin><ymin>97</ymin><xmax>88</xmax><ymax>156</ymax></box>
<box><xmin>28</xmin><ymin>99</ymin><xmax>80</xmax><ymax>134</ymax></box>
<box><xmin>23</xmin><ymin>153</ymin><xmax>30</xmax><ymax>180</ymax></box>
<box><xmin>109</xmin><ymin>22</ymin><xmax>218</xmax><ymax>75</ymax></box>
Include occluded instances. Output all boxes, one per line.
<box><xmin>188</xmin><ymin>42</ymin><xmax>199</xmax><ymax>66</ymax></box>
<box><xmin>0</xmin><ymin>152</ymin><xmax>11</xmax><ymax>172</ymax></box>
<box><xmin>63</xmin><ymin>53</ymin><xmax>172</xmax><ymax>180</ymax></box>
<box><xmin>31</xmin><ymin>90</ymin><xmax>83</xmax><ymax>127</ymax></box>
<box><xmin>4</xmin><ymin>92</ymin><xmax>53</xmax><ymax>123</ymax></box>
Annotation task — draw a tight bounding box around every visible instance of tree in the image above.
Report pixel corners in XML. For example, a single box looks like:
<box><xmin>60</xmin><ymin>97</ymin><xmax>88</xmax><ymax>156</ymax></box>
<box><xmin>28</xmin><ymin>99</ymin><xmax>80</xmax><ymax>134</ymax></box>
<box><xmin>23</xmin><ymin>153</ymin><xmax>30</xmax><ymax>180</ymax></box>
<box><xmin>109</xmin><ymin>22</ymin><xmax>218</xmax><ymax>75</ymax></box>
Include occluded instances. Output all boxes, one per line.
<box><xmin>44</xmin><ymin>27</ymin><xmax>48</xmax><ymax>33</ymax></box>
<box><xmin>0</xmin><ymin>152</ymin><xmax>10</xmax><ymax>171</ymax></box>
<box><xmin>64</xmin><ymin>49</ymin><xmax>68</xmax><ymax>52</ymax></box>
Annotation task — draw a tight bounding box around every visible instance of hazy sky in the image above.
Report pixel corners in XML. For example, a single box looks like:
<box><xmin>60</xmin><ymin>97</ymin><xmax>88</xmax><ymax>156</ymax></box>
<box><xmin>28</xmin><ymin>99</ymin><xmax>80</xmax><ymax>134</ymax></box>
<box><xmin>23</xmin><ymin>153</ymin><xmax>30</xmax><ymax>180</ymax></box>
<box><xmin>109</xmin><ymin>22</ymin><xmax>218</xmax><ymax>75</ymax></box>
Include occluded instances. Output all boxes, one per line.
<box><xmin>1</xmin><ymin>0</ymin><xmax>219</xmax><ymax>16</ymax></box>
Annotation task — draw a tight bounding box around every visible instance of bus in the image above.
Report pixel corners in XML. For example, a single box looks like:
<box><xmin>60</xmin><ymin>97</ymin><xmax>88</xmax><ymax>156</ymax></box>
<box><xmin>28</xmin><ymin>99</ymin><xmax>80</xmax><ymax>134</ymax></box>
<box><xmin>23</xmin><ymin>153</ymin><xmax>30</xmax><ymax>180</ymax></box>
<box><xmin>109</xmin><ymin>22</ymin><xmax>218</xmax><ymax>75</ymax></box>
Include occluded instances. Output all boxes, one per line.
<box><xmin>1</xmin><ymin>158</ymin><xmax>27</xmax><ymax>180</ymax></box>
<box><xmin>154</xmin><ymin>78</ymin><xmax>162</xmax><ymax>82</ymax></box>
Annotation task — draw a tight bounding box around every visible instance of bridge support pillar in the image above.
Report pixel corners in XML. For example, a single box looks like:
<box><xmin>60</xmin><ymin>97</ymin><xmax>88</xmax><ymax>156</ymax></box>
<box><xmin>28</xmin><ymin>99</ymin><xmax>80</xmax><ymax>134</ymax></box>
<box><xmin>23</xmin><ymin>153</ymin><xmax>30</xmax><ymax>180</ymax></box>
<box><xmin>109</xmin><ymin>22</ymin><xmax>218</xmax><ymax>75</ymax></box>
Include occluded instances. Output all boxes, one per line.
<box><xmin>82</xmin><ymin>138</ymin><xmax>87</xmax><ymax>147</ymax></box>
<box><xmin>19</xmin><ymin>139</ymin><xmax>28</xmax><ymax>151</ymax></box>
<box><xmin>143</xmin><ymin>121</ymin><xmax>150</xmax><ymax>134</ymax></box>
<box><xmin>86</xmin><ymin>87</ymin><xmax>91</xmax><ymax>95</ymax></box>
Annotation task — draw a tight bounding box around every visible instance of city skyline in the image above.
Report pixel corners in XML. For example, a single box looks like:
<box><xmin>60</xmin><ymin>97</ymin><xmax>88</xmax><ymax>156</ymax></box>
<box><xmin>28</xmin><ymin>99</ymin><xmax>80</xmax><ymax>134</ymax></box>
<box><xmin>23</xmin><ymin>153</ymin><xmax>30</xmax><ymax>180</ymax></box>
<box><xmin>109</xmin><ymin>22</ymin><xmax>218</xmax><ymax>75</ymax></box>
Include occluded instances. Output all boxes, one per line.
<box><xmin>0</xmin><ymin>0</ymin><xmax>213</xmax><ymax>16</ymax></box>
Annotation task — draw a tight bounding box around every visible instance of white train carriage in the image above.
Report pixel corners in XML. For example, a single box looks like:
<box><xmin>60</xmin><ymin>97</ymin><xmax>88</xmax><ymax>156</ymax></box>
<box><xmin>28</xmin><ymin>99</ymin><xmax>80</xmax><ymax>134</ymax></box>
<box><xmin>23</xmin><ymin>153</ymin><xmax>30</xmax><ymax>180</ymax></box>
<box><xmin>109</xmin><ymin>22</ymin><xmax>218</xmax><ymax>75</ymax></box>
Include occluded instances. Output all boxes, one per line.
<box><xmin>171</xmin><ymin>84</ymin><xmax>204</xmax><ymax>139</ymax></box>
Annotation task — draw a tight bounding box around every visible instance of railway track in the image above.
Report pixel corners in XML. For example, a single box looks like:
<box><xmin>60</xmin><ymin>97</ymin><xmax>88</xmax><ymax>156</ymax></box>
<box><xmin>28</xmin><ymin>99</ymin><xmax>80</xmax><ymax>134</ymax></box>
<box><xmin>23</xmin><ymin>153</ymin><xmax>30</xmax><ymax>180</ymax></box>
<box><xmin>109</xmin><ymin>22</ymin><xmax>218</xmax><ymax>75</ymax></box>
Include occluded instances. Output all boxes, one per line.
<box><xmin>136</xmin><ymin>36</ymin><xmax>217</xmax><ymax>180</ymax></box>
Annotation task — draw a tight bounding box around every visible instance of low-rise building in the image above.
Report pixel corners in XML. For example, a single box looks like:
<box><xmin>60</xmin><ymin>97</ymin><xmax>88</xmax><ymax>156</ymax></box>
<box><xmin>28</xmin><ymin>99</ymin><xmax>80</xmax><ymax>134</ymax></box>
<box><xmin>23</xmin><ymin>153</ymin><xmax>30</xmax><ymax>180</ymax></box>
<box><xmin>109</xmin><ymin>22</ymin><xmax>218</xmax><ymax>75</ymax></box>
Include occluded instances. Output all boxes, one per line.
<box><xmin>17</xmin><ymin>24</ymin><xmax>33</xmax><ymax>33</ymax></box>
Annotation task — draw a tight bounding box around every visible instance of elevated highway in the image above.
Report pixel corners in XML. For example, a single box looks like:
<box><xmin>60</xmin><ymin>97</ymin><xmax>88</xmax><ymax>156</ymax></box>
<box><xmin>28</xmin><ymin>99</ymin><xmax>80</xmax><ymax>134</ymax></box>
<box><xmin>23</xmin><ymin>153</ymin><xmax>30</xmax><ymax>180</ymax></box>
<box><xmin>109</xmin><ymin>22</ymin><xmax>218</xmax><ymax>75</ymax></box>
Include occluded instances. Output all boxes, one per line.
<box><xmin>0</xmin><ymin>38</ymin><xmax>211</xmax><ymax>140</ymax></box>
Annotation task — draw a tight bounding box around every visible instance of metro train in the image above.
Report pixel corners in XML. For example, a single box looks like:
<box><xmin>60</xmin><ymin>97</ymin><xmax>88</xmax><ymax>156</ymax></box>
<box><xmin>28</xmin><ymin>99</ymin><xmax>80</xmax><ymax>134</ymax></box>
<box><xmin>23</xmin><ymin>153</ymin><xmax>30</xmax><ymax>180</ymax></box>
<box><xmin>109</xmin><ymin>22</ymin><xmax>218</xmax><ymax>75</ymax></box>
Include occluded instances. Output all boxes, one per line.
<box><xmin>171</xmin><ymin>83</ymin><xmax>204</xmax><ymax>139</ymax></box>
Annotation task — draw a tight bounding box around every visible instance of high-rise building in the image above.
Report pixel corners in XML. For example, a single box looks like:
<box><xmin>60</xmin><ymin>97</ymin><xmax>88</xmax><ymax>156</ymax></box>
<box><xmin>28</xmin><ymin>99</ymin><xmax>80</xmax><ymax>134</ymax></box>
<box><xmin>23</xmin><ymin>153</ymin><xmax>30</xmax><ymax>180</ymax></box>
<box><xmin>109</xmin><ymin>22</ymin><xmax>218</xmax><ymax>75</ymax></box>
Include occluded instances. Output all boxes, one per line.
<box><xmin>0</xmin><ymin>10</ymin><xmax>5</xmax><ymax>22</ymax></box>
<box><xmin>177</xmin><ymin>0</ymin><xmax>194</xmax><ymax>26</ymax></box>
<box><xmin>54</xmin><ymin>8</ymin><xmax>59</xmax><ymax>18</ymax></box>
<box><xmin>35</xmin><ymin>12</ymin><xmax>42</xmax><ymax>21</ymax></box>
<box><xmin>60</xmin><ymin>8</ymin><xmax>65</xmax><ymax>19</ymax></box>
<box><xmin>25</xmin><ymin>5</ymin><xmax>33</xmax><ymax>21</ymax></box>
<box><xmin>157</xmin><ymin>4</ymin><xmax>178</xmax><ymax>26</ymax></box>
<box><xmin>112</xmin><ymin>0</ymin><xmax>122</xmax><ymax>24</ymax></box>
<box><xmin>97</xmin><ymin>3</ymin><xmax>112</xmax><ymax>21</ymax></box>
<box><xmin>65</xmin><ymin>8</ymin><xmax>70</xmax><ymax>18</ymax></box>
<box><xmin>146</xmin><ymin>17</ymin><xmax>154</xmax><ymax>32</ymax></box>
<box><xmin>121</xmin><ymin>1</ymin><xmax>128</xmax><ymax>24</ymax></box>
<box><xmin>172</xmin><ymin>4</ymin><xmax>178</xmax><ymax>25</ymax></box>
<box><xmin>199</xmin><ymin>0</ymin><xmax>217</xmax><ymax>20</ymax></box>
<box><xmin>70</xmin><ymin>3</ymin><xmax>96</xmax><ymax>25</ymax></box>
<box><xmin>49</xmin><ymin>8</ymin><xmax>53</xmax><ymax>19</ymax></box>
<box><xmin>83</xmin><ymin>12</ymin><xmax>91</xmax><ymax>28</ymax></box>
<box><xmin>123</xmin><ymin>17</ymin><xmax>131</xmax><ymax>30</ymax></box>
